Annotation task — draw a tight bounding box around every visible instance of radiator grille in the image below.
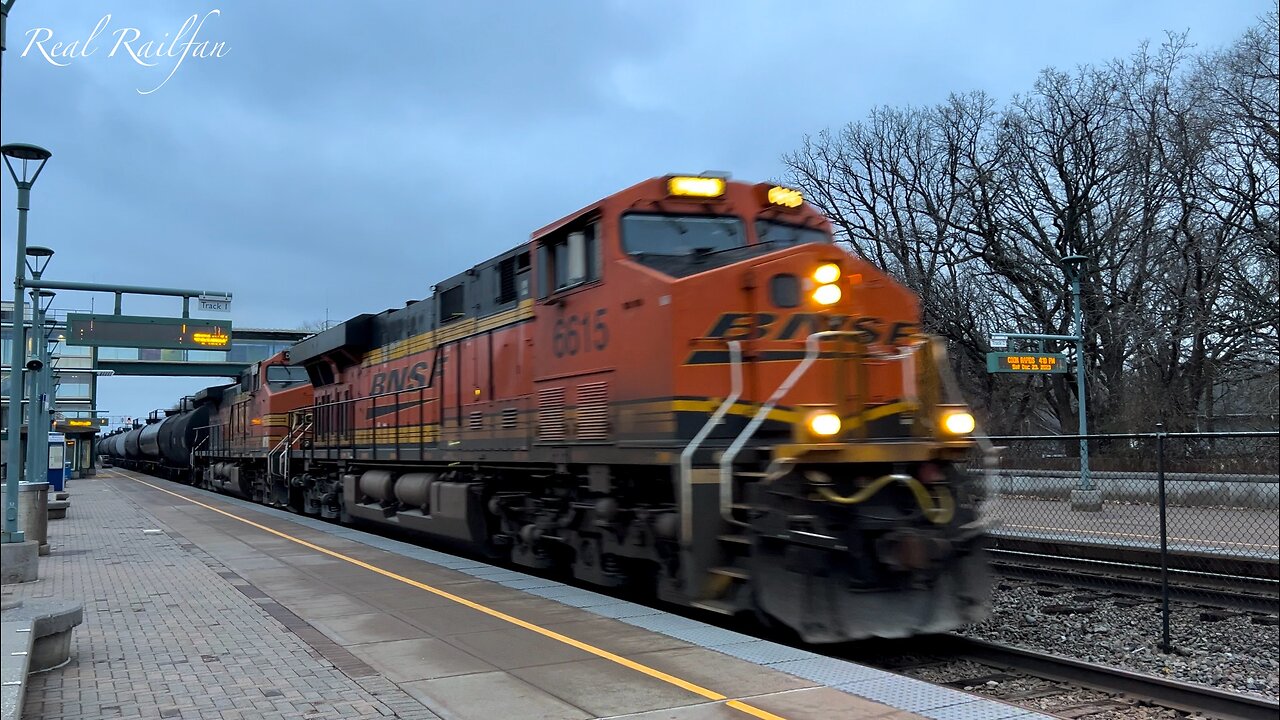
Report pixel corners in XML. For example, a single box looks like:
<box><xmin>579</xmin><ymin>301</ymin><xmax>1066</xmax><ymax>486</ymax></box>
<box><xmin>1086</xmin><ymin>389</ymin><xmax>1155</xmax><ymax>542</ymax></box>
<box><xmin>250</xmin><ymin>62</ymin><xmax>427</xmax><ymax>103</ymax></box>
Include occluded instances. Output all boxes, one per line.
<box><xmin>576</xmin><ymin>382</ymin><xmax>609</xmax><ymax>441</ymax></box>
<box><xmin>537</xmin><ymin>387</ymin><xmax>566</xmax><ymax>442</ymax></box>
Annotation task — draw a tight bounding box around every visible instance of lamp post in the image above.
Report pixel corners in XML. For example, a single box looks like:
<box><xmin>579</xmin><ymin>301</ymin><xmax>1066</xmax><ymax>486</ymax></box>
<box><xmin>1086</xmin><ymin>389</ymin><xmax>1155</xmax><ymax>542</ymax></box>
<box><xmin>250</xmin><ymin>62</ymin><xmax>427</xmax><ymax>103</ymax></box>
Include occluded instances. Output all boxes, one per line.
<box><xmin>22</xmin><ymin>289</ymin><xmax>53</xmax><ymax>485</ymax></box>
<box><xmin>23</xmin><ymin>260</ymin><xmax>53</xmax><ymax>485</ymax></box>
<box><xmin>1</xmin><ymin>1</ymin><xmax>14</xmax><ymax>100</ymax></box>
<box><xmin>1063</xmin><ymin>255</ymin><xmax>1100</xmax><ymax>512</ymax></box>
<box><xmin>2</xmin><ymin>142</ymin><xmax>51</xmax><ymax>543</ymax></box>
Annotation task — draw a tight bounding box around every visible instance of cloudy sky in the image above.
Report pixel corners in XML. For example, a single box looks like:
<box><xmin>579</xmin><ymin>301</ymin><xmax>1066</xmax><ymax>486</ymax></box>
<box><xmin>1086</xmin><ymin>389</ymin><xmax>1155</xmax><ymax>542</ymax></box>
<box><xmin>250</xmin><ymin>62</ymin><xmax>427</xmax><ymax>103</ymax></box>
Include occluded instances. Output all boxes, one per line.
<box><xmin>1</xmin><ymin>0</ymin><xmax>1270</xmax><ymax>423</ymax></box>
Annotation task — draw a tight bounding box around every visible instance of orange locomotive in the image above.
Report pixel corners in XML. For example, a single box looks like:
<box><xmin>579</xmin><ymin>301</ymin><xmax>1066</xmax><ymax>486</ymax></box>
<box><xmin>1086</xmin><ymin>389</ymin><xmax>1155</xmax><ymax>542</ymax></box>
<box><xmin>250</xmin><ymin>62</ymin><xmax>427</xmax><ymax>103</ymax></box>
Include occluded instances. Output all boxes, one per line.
<box><xmin>96</xmin><ymin>353</ymin><xmax>312</xmax><ymax>488</ymax></box>
<box><xmin>199</xmin><ymin>351</ymin><xmax>314</xmax><ymax>500</ymax></box>
<box><xmin>199</xmin><ymin>175</ymin><xmax>990</xmax><ymax>642</ymax></box>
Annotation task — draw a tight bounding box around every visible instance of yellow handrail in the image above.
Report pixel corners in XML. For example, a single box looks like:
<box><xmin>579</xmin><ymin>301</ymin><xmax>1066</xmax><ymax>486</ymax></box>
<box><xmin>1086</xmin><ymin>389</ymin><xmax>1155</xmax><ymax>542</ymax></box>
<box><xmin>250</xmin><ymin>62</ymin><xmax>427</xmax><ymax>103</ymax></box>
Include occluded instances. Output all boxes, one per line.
<box><xmin>812</xmin><ymin>472</ymin><xmax>955</xmax><ymax>525</ymax></box>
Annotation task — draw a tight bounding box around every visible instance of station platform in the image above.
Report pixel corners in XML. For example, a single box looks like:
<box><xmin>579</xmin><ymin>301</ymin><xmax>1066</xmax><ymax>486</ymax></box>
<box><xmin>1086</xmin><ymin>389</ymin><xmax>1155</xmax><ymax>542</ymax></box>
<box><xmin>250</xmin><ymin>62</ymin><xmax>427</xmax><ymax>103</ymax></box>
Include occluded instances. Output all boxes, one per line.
<box><xmin>5</xmin><ymin>470</ymin><xmax>1052</xmax><ymax>720</ymax></box>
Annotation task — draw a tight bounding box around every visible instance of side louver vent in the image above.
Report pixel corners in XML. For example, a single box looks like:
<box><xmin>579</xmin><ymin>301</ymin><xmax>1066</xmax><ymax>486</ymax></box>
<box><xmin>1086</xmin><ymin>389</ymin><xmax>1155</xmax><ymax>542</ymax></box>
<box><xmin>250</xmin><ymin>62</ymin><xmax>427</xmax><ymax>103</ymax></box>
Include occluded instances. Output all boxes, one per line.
<box><xmin>576</xmin><ymin>382</ymin><xmax>609</xmax><ymax>441</ymax></box>
<box><xmin>501</xmin><ymin>407</ymin><xmax>519</xmax><ymax>429</ymax></box>
<box><xmin>468</xmin><ymin>411</ymin><xmax>484</xmax><ymax>430</ymax></box>
<box><xmin>537</xmin><ymin>387</ymin><xmax>566</xmax><ymax>442</ymax></box>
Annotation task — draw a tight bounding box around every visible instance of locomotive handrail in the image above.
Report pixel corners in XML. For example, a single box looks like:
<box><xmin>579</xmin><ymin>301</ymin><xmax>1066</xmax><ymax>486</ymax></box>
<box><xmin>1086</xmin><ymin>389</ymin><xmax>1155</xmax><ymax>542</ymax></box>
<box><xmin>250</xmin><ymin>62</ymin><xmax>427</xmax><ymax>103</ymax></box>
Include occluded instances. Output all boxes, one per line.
<box><xmin>718</xmin><ymin>330</ymin><xmax>872</xmax><ymax>526</ymax></box>
<box><xmin>812</xmin><ymin>471</ymin><xmax>956</xmax><ymax>524</ymax></box>
<box><xmin>267</xmin><ymin>428</ymin><xmax>292</xmax><ymax>479</ymax></box>
<box><xmin>678</xmin><ymin>340</ymin><xmax>742</xmax><ymax>547</ymax></box>
<box><xmin>192</xmin><ymin>422</ymin><xmax>225</xmax><ymax>457</ymax></box>
<box><xmin>280</xmin><ymin>417</ymin><xmax>312</xmax><ymax>483</ymax></box>
<box><xmin>190</xmin><ymin>434</ymin><xmax>208</xmax><ymax>469</ymax></box>
<box><xmin>882</xmin><ymin>342</ymin><xmax>920</xmax><ymax>409</ymax></box>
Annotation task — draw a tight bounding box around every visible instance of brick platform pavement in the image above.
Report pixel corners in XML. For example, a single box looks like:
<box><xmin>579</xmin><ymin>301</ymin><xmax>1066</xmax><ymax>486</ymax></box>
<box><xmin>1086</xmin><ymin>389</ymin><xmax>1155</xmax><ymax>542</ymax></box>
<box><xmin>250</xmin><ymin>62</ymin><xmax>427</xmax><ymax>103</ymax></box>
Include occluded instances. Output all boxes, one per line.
<box><xmin>1</xmin><ymin>479</ymin><xmax>441</xmax><ymax>720</ymax></box>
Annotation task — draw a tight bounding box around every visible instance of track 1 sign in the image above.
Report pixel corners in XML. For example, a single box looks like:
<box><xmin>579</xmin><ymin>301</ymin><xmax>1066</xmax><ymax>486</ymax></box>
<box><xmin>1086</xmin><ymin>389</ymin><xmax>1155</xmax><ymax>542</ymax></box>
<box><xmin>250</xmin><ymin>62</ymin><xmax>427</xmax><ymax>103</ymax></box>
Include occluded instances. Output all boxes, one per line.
<box><xmin>198</xmin><ymin>295</ymin><xmax>232</xmax><ymax>312</ymax></box>
<box><xmin>987</xmin><ymin>352</ymin><xmax>1068</xmax><ymax>373</ymax></box>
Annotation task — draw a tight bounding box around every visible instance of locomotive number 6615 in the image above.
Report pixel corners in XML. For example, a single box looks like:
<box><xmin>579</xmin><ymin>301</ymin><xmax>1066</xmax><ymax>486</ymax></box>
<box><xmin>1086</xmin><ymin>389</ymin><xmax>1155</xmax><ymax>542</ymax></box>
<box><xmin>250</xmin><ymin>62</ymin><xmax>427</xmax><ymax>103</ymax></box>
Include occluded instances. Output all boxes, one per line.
<box><xmin>552</xmin><ymin>309</ymin><xmax>608</xmax><ymax>357</ymax></box>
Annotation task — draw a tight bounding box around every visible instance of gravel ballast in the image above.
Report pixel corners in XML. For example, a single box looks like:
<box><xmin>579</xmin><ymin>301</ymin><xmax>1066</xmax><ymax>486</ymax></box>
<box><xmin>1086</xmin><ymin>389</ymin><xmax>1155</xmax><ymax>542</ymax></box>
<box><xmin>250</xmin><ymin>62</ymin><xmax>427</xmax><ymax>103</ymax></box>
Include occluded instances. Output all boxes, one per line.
<box><xmin>958</xmin><ymin>579</ymin><xmax>1280</xmax><ymax>700</ymax></box>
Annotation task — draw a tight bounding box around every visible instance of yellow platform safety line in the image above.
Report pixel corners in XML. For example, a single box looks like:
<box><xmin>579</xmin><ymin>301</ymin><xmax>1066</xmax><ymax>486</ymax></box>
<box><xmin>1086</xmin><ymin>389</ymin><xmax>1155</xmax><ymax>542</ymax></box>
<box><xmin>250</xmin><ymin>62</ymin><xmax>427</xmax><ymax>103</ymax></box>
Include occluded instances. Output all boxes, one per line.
<box><xmin>115</xmin><ymin>472</ymin><xmax>789</xmax><ymax>720</ymax></box>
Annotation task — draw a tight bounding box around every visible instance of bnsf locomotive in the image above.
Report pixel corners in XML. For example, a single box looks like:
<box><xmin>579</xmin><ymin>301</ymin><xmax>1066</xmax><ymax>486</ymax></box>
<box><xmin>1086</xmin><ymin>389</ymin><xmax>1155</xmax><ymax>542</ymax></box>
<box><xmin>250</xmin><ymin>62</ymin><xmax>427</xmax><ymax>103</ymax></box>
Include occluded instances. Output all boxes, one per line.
<box><xmin>101</xmin><ymin>175</ymin><xmax>991</xmax><ymax>642</ymax></box>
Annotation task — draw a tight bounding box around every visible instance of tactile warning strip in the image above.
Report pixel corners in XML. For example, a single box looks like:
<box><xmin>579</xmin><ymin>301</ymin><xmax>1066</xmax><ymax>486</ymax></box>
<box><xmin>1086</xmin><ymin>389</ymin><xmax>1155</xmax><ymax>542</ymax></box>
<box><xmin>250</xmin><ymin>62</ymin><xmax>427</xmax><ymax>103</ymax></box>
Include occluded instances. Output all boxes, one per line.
<box><xmin>839</xmin><ymin>676</ymin><xmax>988</xmax><ymax>712</ymax></box>
<box><xmin>585</xmin><ymin>601</ymin><xmax>665</xmax><ymax>619</ymax></box>
<box><xmin>714</xmin><ymin>640</ymin><xmax>820</xmax><ymax>665</ymax></box>
<box><xmin>765</xmin><ymin>657</ymin><xmax>885</xmax><ymax>686</ymax></box>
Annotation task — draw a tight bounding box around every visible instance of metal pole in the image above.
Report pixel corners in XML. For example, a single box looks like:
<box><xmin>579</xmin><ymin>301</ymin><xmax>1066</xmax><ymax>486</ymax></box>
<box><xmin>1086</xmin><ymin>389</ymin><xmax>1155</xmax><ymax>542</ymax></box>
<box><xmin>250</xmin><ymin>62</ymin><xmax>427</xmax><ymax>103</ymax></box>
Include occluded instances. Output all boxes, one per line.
<box><xmin>1074</xmin><ymin>272</ymin><xmax>1090</xmax><ymax>488</ymax></box>
<box><xmin>87</xmin><ymin>346</ymin><xmax>98</xmax><ymax>475</ymax></box>
<box><xmin>1156</xmin><ymin>423</ymin><xmax>1171</xmax><ymax>652</ymax></box>
<box><xmin>0</xmin><ymin>0</ymin><xmax>20</xmax><ymax>542</ymax></box>
<box><xmin>36</xmin><ymin>302</ymin><xmax>53</xmax><ymax>479</ymax></box>
<box><xmin>22</xmin><ymin>290</ymin><xmax>43</xmax><ymax>484</ymax></box>
<box><xmin>1067</xmin><ymin>260</ymin><xmax>1100</xmax><ymax>511</ymax></box>
<box><xmin>2</xmin><ymin>181</ymin><xmax>30</xmax><ymax>542</ymax></box>
<box><xmin>26</xmin><ymin>279</ymin><xmax>233</xmax><ymax>300</ymax></box>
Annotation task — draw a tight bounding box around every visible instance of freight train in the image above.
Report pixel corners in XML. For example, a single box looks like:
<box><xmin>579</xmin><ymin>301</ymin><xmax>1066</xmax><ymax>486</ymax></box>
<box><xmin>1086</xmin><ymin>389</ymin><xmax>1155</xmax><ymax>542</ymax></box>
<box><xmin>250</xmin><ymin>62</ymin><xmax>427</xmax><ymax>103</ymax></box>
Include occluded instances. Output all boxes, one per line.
<box><xmin>100</xmin><ymin>174</ymin><xmax>992</xmax><ymax>642</ymax></box>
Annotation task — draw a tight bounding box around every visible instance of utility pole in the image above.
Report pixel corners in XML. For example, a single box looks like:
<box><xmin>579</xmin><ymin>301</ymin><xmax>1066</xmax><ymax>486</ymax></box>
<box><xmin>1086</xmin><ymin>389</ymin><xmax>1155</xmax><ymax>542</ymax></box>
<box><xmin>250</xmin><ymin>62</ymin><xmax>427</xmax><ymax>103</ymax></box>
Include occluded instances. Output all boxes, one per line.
<box><xmin>1063</xmin><ymin>255</ymin><xmax>1099</xmax><ymax>511</ymax></box>
<box><xmin>986</xmin><ymin>254</ymin><xmax>1099</xmax><ymax>512</ymax></box>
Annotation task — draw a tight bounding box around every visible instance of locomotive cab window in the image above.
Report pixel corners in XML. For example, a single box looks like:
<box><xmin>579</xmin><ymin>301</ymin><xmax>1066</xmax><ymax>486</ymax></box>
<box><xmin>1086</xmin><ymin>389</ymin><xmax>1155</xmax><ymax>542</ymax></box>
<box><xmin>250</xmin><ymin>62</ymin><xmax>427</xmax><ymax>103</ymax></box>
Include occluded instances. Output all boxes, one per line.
<box><xmin>622</xmin><ymin>214</ymin><xmax>745</xmax><ymax>256</ymax></box>
<box><xmin>620</xmin><ymin>213</ymin><xmax>753</xmax><ymax>277</ymax></box>
<box><xmin>755</xmin><ymin>220</ymin><xmax>830</xmax><ymax>247</ymax></box>
<box><xmin>538</xmin><ymin>222</ymin><xmax>599</xmax><ymax>299</ymax></box>
<box><xmin>265</xmin><ymin>365</ymin><xmax>309</xmax><ymax>389</ymax></box>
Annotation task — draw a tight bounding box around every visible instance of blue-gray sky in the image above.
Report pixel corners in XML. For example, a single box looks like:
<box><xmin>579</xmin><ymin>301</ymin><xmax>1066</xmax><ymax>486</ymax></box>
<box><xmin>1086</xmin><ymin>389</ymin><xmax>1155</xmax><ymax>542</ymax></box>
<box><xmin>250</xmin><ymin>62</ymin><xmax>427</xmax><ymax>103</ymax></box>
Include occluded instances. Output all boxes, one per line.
<box><xmin>1</xmin><ymin>0</ymin><xmax>1270</xmax><ymax>422</ymax></box>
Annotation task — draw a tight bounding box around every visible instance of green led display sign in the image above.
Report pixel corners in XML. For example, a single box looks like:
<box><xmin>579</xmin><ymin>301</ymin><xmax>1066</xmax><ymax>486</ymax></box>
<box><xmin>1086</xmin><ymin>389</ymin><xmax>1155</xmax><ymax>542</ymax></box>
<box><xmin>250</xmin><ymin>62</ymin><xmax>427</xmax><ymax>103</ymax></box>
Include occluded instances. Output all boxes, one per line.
<box><xmin>986</xmin><ymin>352</ymin><xmax>1068</xmax><ymax>373</ymax></box>
<box><xmin>66</xmin><ymin>314</ymin><xmax>233</xmax><ymax>351</ymax></box>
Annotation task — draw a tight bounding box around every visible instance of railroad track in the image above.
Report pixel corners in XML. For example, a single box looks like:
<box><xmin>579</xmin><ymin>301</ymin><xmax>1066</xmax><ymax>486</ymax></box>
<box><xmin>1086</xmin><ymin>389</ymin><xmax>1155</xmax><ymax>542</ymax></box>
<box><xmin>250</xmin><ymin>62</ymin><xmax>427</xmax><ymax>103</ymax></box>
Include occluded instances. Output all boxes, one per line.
<box><xmin>843</xmin><ymin>635</ymin><xmax>1280</xmax><ymax>720</ymax></box>
<box><xmin>991</xmin><ymin>548</ymin><xmax>1280</xmax><ymax>613</ymax></box>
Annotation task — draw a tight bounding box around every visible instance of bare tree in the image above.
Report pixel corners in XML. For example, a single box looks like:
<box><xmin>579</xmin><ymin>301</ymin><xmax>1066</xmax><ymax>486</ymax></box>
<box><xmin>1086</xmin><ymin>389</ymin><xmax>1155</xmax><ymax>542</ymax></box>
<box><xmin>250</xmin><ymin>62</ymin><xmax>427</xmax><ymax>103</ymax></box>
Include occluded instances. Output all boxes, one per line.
<box><xmin>783</xmin><ymin>13</ymin><xmax>1280</xmax><ymax>434</ymax></box>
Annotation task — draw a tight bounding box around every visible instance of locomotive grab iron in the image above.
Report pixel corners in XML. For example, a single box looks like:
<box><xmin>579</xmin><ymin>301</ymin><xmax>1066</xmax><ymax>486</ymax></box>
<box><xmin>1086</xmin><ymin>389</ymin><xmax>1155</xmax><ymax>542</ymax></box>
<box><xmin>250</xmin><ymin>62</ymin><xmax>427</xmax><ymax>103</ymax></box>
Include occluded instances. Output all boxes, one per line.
<box><xmin>100</xmin><ymin>175</ymin><xmax>992</xmax><ymax>642</ymax></box>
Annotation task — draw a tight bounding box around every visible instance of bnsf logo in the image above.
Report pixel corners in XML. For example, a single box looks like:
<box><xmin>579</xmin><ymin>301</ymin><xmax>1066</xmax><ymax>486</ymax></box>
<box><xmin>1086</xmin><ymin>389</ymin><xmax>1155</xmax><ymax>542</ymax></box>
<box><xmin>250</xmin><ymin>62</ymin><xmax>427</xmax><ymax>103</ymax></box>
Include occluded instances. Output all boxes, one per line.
<box><xmin>368</xmin><ymin>360</ymin><xmax>431</xmax><ymax>395</ymax></box>
<box><xmin>704</xmin><ymin>312</ymin><xmax>918</xmax><ymax>345</ymax></box>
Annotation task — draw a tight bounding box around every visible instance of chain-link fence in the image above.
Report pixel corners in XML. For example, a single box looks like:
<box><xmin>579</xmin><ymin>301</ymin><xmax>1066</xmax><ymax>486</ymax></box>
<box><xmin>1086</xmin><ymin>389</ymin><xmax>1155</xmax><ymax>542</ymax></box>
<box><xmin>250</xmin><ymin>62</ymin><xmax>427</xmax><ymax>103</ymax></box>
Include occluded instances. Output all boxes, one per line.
<box><xmin>968</xmin><ymin>429</ymin><xmax>1279</xmax><ymax>652</ymax></box>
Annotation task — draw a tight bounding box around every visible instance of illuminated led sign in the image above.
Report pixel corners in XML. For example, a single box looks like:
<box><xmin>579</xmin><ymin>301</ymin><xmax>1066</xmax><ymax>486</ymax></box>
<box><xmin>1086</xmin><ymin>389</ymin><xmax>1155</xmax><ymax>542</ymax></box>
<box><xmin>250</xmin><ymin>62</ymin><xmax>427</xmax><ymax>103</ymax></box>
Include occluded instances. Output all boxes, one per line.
<box><xmin>66</xmin><ymin>314</ymin><xmax>233</xmax><ymax>351</ymax></box>
<box><xmin>986</xmin><ymin>352</ymin><xmax>1068</xmax><ymax>373</ymax></box>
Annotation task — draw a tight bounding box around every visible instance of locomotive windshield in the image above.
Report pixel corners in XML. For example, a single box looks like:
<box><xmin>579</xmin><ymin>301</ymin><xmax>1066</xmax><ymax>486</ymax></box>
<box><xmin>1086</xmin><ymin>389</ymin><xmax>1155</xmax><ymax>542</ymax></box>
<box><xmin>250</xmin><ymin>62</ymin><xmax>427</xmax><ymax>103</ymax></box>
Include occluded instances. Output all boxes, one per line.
<box><xmin>621</xmin><ymin>214</ymin><xmax>744</xmax><ymax>256</ymax></box>
<box><xmin>265</xmin><ymin>365</ymin><xmax>309</xmax><ymax>389</ymax></box>
<box><xmin>755</xmin><ymin>220</ymin><xmax>830</xmax><ymax>247</ymax></box>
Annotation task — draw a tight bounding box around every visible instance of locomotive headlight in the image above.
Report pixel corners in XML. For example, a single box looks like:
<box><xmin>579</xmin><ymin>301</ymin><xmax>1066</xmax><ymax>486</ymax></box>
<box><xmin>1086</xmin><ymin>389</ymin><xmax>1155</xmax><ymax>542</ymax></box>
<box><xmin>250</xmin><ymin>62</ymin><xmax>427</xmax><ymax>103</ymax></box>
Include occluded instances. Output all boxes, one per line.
<box><xmin>767</xmin><ymin>186</ymin><xmax>804</xmax><ymax>208</ymax></box>
<box><xmin>941</xmin><ymin>410</ymin><xmax>975</xmax><ymax>435</ymax></box>
<box><xmin>812</xmin><ymin>283</ymin><xmax>842</xmax><ymax>305</ymax></box>
<box><xmin>813</xmin><ymin>263</ymin><xmax>841</xmax><ymax>284</ymax></box>
<box><xmin>806</xmin><ymin>411</ymin><xmax>842</xmax><ymax>438</ymax></box>
<box><xmin>668</xmin><ymin>176</ymin><xmax>726</xmax><ymax>198</ymax></box>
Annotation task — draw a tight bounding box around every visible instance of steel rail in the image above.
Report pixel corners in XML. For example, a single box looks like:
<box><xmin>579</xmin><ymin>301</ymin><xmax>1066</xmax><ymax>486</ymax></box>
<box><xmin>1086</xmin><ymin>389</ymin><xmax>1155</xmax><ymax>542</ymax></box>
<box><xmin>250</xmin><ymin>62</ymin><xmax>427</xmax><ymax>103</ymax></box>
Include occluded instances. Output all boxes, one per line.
<box><xmin>991</xmin><ymin>550</ymin><xmax>1280</xmax><ymax>614</ymax></box>
<box><xmin>990</xmin><ymin>534</ymin><xmax>1279</xmax><ymax>580</ymax></box>
<box><xmin>939</xmin><ymin>635</ymin><xmax>1280</xmax><ymax>720</ymax></box>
